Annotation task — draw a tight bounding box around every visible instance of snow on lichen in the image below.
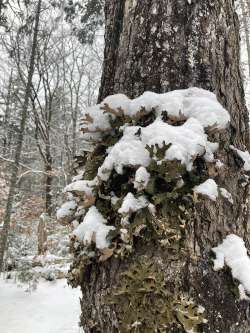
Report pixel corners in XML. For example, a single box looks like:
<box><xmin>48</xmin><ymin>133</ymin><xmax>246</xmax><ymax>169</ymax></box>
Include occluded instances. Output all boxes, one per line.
<box><xmin>73</xmin><ymin>206</ymin><xmax>115</xmax><ymax>249</ymax></box>
<box><xmin>193</xmin><ymin>179</ymin><xmax>218</xmax><ymax>201</ymax></box>
<box><xmin>118</xmin><ymin>193</ymin><xmax>148</xmax><ymax>216</ymax></box>
<box><xmin>212</xmin><ymin>234</ymin><xmax>250</xmax><ymax>299</ymax></box>
<box><xmin>98</xmin><ymin>136</ymin><xmax>150</xmax><ymax>181</ymax></box>
<box><xmin>64</xmin><ymin>178</ymin><xmax>98</xmax><ymax>196</ymax></box>
<box><xmin>219</xmin><ymin>188</ymin><xmax>233</xmax><ymax>204</ymax></box>
<box><xmin>141</xmin><ymin>118</ymin><xmax>218</xmax><ymax>169</ymax></box>
<box><xmin>134</xmin><ymin>166</ymin><xmax>150</xmax><ymax>191</ymax></box>
<box><xmin>80</xmin><ymin>88</ymin><xmax>230</xmax><ymax>140</ymax></box>
<box><xmin>230</xmin><ymin>145</ymin><xmax>250</xmax><ymax>171</ymax></box>
<box><xmin>56</xmin><ymin>201</ymin><xmax>77</xmax><ymax>221</ymax></box>
<box><xmin>98</xmin><ymin>118</ymin><xmax>218</xmax><ymax>181</ymax></box>
<box><xmin>62</xmin><ymin>87</ymin><xmax>232</xmax><ymax>256</ymax></box>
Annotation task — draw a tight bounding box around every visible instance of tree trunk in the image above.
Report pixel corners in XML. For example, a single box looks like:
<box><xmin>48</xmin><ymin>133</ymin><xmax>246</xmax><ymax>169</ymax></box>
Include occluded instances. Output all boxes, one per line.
<box><xmin>45</xmin><ymin>145</ymin><xmax>53</xmax><ymax>216</ymax></box>
<box><xmin>75</xmin><ymin>1</ymin><xmax>250</xmax><ymax>332</ymax></box>
<box><xmin>37</xmin><ymin>213</ymin><xmax>47</xmax><ymax>255</ymax></box>
<box><xmin>0</xmin><ymin>0</ymin><xmax>42</xmax><ymax>273</ymax></box>
<box><xmin>2</xmin><ymin>69</ymin><xmax>13</xmax><ymax>156</ymax></box>
<box><xmin>240</xmin><ymin>0</ymin><xmax>250</xmax><ymax>78</ymax></box>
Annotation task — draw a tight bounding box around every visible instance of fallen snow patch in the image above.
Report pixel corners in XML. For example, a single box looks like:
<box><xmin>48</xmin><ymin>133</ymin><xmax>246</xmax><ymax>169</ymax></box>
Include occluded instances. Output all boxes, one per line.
<box><xmin>0</xmin><ymin>278</ymin><xmax>81</xmax><ymax>333</ymax></box>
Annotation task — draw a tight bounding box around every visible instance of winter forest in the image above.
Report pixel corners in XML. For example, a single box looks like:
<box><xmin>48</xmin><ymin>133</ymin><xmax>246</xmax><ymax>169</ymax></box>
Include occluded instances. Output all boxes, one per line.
<box><xmin>1</xmin><ymin>0</ymin><xmax>250</xmax><ymax>332</ymax></box>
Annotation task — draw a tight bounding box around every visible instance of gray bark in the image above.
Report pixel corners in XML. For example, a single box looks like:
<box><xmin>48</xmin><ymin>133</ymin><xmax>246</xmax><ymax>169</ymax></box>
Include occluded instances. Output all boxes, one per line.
<box><xmin>75</xmin><ymin>0</ymin><xmax>250</xmax><ymax>332</ymax></box>
<box><xmin>2</xmin><ymin>69</ymin><xmax>13</xmax><ymax>155</ymax></box>
<box><xmin>240</xmin><ymin>0</ymin><xmax>250</xmax><ymax>77</ymax></box>
<box><xmin>0</xmin><ymin>0</ymin><xmax>42</xmax><ymax>272</ymax></box>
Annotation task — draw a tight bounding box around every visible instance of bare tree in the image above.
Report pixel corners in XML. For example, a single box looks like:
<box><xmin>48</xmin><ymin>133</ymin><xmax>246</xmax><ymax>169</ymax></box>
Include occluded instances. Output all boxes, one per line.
<box><xmin>0</xmin><ymin>0</ymin><xmax>42</xmax><ymax>272</ymax></box>
<box><xmin>240</xmin><ymin>0</ymin><xmax>250</xmax><ymax>77</ymax></box>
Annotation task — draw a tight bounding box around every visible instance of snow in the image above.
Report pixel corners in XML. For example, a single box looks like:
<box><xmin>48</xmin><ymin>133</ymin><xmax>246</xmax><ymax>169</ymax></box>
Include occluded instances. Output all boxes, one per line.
<box><xmin>81</xmin><ymin>88</ymin><xmax>230</xmax><ymax>139</ymax></box>
<box><xmin>56</xmin><ymin>201</ymin><xmax>77</xmax><ymax>220</ymax></box>
<box><xmin>78</xmin><ymin>88</ymin><xmax>230</xmax><ymax>181</ymax></box>
<box><xmin>98</xmin><ymin>136</ymin><xmax>150</xmax><ymax>181</ymax></box>
<box><xmin>118</xmin><ymin>193</ymin><xmax>149</xmax><ymax>215</ymax></box>
<box><xmin>73</xmin><ymin>206</ymin><xmax>115</xmax><ymax>249</ymax></box>
<box><xmin>212</xmin><ymin>234</ymin><xmax>250</xmax><ymax>299</ymax></box>
<box><xmin>155</xmin><ymin>88</ymin><xmax>230</xmax><ymax>129</ymax></box>
<box><xmin>220</xmin><ymin>188</ymin><xmax>233</xmax><ymax>204</ymax></box>
<box><xmin>98</xmin><ymin>118</ymin><xmax>218</xmax><ymax>181</ymax></box>
<box><xmin>134</xmin><ymin>166</ymin><xmax>150</xmax><ymax>191</ymax></box>
<box><xmin>230</xmin><ymin>145</ymin><xmax>250</xmax><ymax>171</ymax></box>
<box><xmin>141</xmin><ymin>118</ymin><xmax>218</xmax><ymax>169</ymax></box>
<box><xmin>193</xmin><ymin>179</ymin><xmax>218</xmax><ymax>201</ymax></box>
<box><xmin>0</xmin><ymin>278</ymin><xmax>82</xmax><ymax>333</ymax></box>
<box><xmin>65</xmin><ymin>178</ymin><xmax>98</xmax><ymax>196</ymax></box>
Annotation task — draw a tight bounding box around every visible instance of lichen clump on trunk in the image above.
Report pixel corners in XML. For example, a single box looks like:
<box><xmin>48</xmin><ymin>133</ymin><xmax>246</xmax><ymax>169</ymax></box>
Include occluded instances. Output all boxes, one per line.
<box><xmin>107</xmin><ymin>259</ymin><xmax>206</xmax><ymax>332</ymax></box>
<box><xmin>57</xmin><ymin>88</ymin><xmax>232</xmax><ymax>331</ymax></box>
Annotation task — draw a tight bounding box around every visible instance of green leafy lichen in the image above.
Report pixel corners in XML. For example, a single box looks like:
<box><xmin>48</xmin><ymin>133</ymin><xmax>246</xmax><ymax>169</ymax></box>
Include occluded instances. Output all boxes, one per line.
<box><xmin>108</xmin><ymin>260</ymin><xmax>206</xmax><ymax>333</ymax></box>
<box><xmin>108</xmin><ymin>260</ymin><xmax>175</xmax><ymax>332</ymax></box>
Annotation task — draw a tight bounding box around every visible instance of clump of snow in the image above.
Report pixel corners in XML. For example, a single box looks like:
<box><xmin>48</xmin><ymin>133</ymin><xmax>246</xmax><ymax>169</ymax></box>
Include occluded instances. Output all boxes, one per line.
<box><xmin>98</xmin><ymin>118</ymin><xmax>218</xmax><ymax>181</ymax></box>
<box><xmin>56</xmin><ymin>201</ymin><xmax>77</xmax><ymax>220</ymax></box>
<box><xmin>80</xmin><ymin>104</ymin><xmax>113</xmax><ymax>142</ymax></box>
<box><xmin>220</xmin><ymin>188</ymin><xmax>233</xmax><ymax>204</ymax></box>
<box><xmin>65</xmin><ymin>178</ymin><xmax>98</xmax><ymax>196</ymax></box>
<box><xmin>118</xmin><ymin>193</ymin><xmax>148</xmax><ymax>215</ymax></box>
<box><xmin>212</xmin><ymin>234</ymin><xmax>250</xmax><ymax>299</ymax></box>
<box><xmin>193</xmin><ymin>179</ymin><xmax>218</xmax><ymax>201</ymax></box>
<box><xmin>230</xmin><ymin>145</ymin><xmax>250</xmax><ymax>171</ymax></box>
<box><xmin>80</xmin><ymin>88</ymin><xmax>230</xmax><ymax>142</ymax></box>
<box><xmin>156</xmin><ymin>88</ymin><xmax>230</xmax><ymax>129</ymax></box>
<box><xmin>98</xmin><ymin>136</ymin><xmax>150</xmax><ymax>181</ymax></box>
<box><xmin>79</xmin><ymin>88</ymin><xmax>230</xmax><ymax>182</ymax></box>
<box><xmin>134</xmin><ymin>167</ymin><xmax>150</xmax><ymax>191</ymax></box>
<box><xmin>141</xmin><ymin>118</ymin><xmax>218</xmax><ymax>169</ymax></box>
<box><xmin>73</xmin><ymin>206</ymin><xmax>115</xmax><ymax>249</ymax></box>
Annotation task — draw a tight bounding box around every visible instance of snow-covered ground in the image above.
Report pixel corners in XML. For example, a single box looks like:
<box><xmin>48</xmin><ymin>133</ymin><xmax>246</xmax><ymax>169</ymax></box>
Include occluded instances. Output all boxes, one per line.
<box><xmin>0</xmin><ymin>278</ymin><xmax>82</xmax><ymax>333</ymax></box>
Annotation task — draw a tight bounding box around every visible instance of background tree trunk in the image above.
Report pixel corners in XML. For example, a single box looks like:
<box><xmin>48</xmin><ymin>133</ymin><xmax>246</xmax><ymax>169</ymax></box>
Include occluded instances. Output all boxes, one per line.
<box><xmin>77</xmin><ymin>1</ymin><xmax>250</xmax><ymax>332</ymax></box>
<box><xmin>0</xmin><ymin>0</ymin><xmax>42</xmax><ymax>273</ymax></box>
<box><xmin>240</xmin><ymin>0</ymin><xmax>250</xmax><ymax>78</ymax></box>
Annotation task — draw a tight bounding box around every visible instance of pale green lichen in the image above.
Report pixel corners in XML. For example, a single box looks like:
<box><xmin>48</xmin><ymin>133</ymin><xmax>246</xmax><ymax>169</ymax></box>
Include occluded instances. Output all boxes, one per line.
<box><xmin>107</xmin><ymin>259</ymin><xmax>206</xmax><ymax>332</ymax></box>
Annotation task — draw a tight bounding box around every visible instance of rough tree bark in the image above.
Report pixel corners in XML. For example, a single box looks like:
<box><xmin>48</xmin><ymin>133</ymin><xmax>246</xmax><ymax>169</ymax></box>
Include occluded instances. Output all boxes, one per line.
<box><xmin>0</xmin><ymin>0</ymin><xmax>42</xmax><ymax>272</ymax></box>
<box><xmin>240</xmin><ymin>0</ymin><xmax>250</xmax><ymax>77</ymax></box>
<box><xmin>77</xmin><ymin>1</ymin><xmax>250</xmax><ymax>332</ymax></box>
<box><xmin>2</xmin><ymin>69</ymin><xmax>13</xmax><ymax>155</ymax></box>
<box><xmin>45</xmin><ymin>145</ymin><xmax>53</xmax><ymax>216</ymax></box>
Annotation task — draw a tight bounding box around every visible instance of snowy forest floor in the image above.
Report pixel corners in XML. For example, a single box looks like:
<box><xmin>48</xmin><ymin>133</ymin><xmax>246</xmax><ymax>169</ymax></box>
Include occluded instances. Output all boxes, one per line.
<box><xmin>0</xmin><ymin>278</ymin><xmax>82</xmax><ymax>333</ymax></box>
